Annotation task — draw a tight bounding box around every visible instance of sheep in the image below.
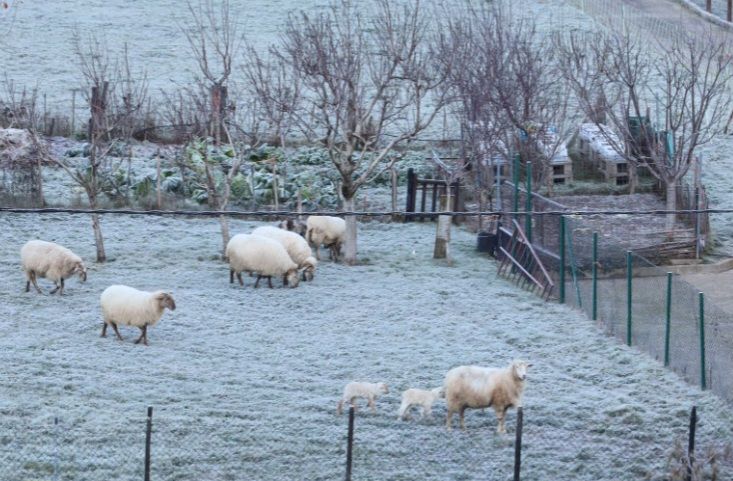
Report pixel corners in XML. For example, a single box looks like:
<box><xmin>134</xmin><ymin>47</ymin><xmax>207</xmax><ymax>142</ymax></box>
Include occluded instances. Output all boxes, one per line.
<box><xmin>444</xmin><ymin>360</ymin><xmax>531</xmax><ymax>433</ymax></box>
<box><xmin>306</xmin><ymin>216</ymin><xmax>346</xmax><ymax>262</ymax></box>
<box><xmin>100</xmin><ymin>285</ymin><xmax>176</xmax><ymax>346</ymax></box>
<box><xmin>226</xmin><ymin>234</ymin><xmax>300</xmax><ymax>288</ymax></box>
<box><xmin>336</xmin><ymin>382</ymin><xmax>389</xmax><ymax>415</ymax></box>
<box><xmin>397</xmin><ymin>387</ymin><xmax>444</xmax><ymax>421</ymax></box>
<box><xmin>252</xmin><ymin>226</ymin><xmax>318</xmax><ymax>281</ymax></box>
<box><xmin>20</xmin><ymin>240</ymin><xmax>87</xmax><ymax>295</ymax></box>
<box><xmin>278</xmin><ymin>218</ymin><xmax>307</xmax><ymax>237</ymax></box>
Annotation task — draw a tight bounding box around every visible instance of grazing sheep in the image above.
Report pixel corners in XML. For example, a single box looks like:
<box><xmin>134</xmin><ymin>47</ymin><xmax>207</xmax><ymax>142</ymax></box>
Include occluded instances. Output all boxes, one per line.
<box><xmin>226</xmin><ymin>234</ymin><xmax>300</xmax><ymax>288</ymax></box>
<box><xmin>100</xmin><ymin>285</ymin><xmax>176</xmax><ymax>346</ymax></box>
<box><xmin>306</xmin><ymin>216</ymin><xmax>346</xmax><ymax>262</ymax></box>
<box><xmin>444</xmin><ymin>360</ymin><xmax>531</xmax><ymax>432</ymax></box>
<box><xmin>278</xmin><ymin>218</ymin><xmax>307</xmax><ymax>237</ymax></box>
<box><xmin>252</xmin><ymin>226</ymin><xmax>318</xmax><ymax>281</ymax></box>
<box><xmin>397</xmin><ymin>387</ymin><xmax>444</xmax><ymax>420</ymax></box>
<box><xmin>21</xmin><ymin>240</ymin><xmax>87</xmax><ymax>295</ymax></box>
<box><xmin>336</xmin><ymin>382</ymin><xmax>389</xmax><ymax>415</ymax></box>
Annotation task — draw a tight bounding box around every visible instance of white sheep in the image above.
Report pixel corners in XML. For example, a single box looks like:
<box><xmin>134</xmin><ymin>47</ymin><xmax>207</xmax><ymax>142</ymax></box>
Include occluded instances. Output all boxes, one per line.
<box><xmin>397</xmin><ymin>387</ymin><xmax>444</xmax><ymax>421</ymax></box>
<box><xmin>100</xmin><ymin>285</ymin><xmax>176</xmax><ymax>346</ymax></box>
<box><xmin>278</xmin><ymin>218</ymin><xmax>307</xmax><ymax>237</ymax></box>
<box><xmin>336</xmin><ymin>382</ymin><xmax>389</xmax><ymax>415</ymax></box>
<box><xmin>226</xmin><ymin>234</ymin><xmax>300</xmax><ymax>288</ymax></box>
<box><xmin>306</xmin><ymin>216</ymin><xmax>346</xmax><ymax>262</ymax></box>
<box><xmin>252</xmin><ymin>226</ymin><xmax>318</xmax><ymax>281</ymax></box>
<box><xmin>444</xmin><ymin>360</ymin><xmax>531</xmax><ymax>432</ymax></box>
<box><xmin>20</xmin><ymin>240</ymin><xmax>87</xmax><ymax>295</ymax></box>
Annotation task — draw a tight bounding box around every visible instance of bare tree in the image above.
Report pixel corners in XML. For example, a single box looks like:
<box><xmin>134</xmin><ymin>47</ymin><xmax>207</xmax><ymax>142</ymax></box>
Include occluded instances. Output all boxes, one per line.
<box><xmin>271</xmin><ymin>0</ymin><xmax>453</xmax><ymax>264</ymax></box>
<box><xmin>557</xmin><ymin>29</ymin><xmax>733</xmax><ymax>230</ymax></box>
<box><xmin>181</xmin><ymin>0</ymin><xmax>242</xmax><ymax>255</ymax></box>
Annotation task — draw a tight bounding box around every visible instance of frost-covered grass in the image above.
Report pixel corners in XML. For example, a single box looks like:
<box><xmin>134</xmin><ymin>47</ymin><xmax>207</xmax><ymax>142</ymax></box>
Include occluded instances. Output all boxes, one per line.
<box><xmin>0</xmin><ymin>214</ymin><xmax>731</xmax><ymax>480</ymax></box>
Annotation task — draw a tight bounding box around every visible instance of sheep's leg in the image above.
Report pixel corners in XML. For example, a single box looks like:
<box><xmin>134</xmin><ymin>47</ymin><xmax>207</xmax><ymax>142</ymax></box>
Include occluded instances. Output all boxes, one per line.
<box><xmin>368</xmin><ymin>395</ymin><xmax>376</xmax><ymax>414</ymax></box>
<box><xmin>423</xmin><ymin>405</ymin><xmax>433</xmax><ymax>419</ymax></box>
<box><xmin>459</xmin><ymin>407</ymin><xmax>467</xmax><ymax>430</ymax></box>
<box><xmin>134</xmin><ymin>325</ymin><xmax>148</xmax><ymax>345</ymax></box>
<box><xmin>111</xmin><ymin>323</ymin><xmax>123</xmax><ymax>341</ymax></box>
<box><xmin>236</xmin><ymin>273</ymin><xmax>243</xmax><ymax>286</ymax></box>
<box><xmin>49</xmin><ymin>282</ymin><xmax>60</xmax><ymax>295</ymax></box>
<box><xmin>314</xmin><ymin>246</ymin><xmax>321</xmax><ymax>261</ymax></box>
<box><xmin>25</xmin><ymin>280</ymin><xmax>30</xmax><ymax>293</ymax></box>
<box><xmin>496</xmin><ymin>407</ymin><xmax>508</xmax><ymax>434</ymax></box>
<box><xmin>267</xmin><ymin>277</ymin><xmax>273</xmax><ymax>289</ymax></box>
<box><xmin>101</xmin><ymin>322</ymin><xmax>108</xmax><ymax>337</ymax></box>
<box><xmin>229</xmin><ymin>269</ymin><xmax>234</xmax><ymax>284</ymax></box>
<box><xmin>29</xmin><ymin>272</ymin><xmax>43</xmax><ymax>294</ymax></box>
<box><xmin>254</xmin><ymin>275</ymin><xmax>262</xmax><ymax>288</ymax></box>
<box><xmin>58</xmin><ymin>278</ymin><xmax>65</xmax><ymax>296</ymax></box>
<box><xmin>446</xmin><ymin>409</ymin><xmax>453</xmax><ymax>430</ymax></box>
<box><xmin>337</xmin><ymin>400</ymin><xmax>344</xmax><ymax>415</ymax></box>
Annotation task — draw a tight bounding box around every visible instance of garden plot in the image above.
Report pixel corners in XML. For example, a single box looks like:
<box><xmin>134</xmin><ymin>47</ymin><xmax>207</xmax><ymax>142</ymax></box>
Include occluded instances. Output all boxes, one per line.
<box><xmin>0</xmin><ymin>215</ymin><xmax>731</xmax><ymax>481</ymax></box>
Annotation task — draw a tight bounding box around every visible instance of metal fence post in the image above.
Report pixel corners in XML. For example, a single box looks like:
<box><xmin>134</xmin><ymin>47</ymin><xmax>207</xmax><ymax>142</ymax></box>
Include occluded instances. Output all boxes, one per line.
<box><xmin>525</xmin><ymin>161</ymin><xmax>532</xmax><ymax>244</ymax></box>
<box><xmin>664</xmin><ymin>273</ymin><xmax>672</xmax><ymax>367</ymax></box>
<box><xmin>699</xmin><ymin>293</ymin><xmax>706</xmax><ymax>390</ymax></box>
<box><xmin>694</xmin><ymin>188</ymin><xmax>701</xmax><ymax>259</ymax></box>
<box><xmin>513</xmin><ymin>154</ymin><xmax>520</xmax><ymax>221</ymax></box>
<box><xmin>592</xmin><ymin>232</ymin><xmax>598</xmax><ymax>321</ymax></box>
<box><xmin>345</xmin><ymin>406</ymin><xmax>355</xmax><ymax>481</ymax></box>
<box><xmin>145</xmin><ymin>406</ymin><xmax>153</xmax><ymax>481</ymax></box>
<box><xmin>559</xmin><ymin>216</ymin><xmax>566</xmax><ymax>304</ymax></box>
<box><xmin>626</xmin><ymin>251</ymin><xmax>632</xmax><ymax>347</ymax></box>
<box><xmin>513</xmin><ymin>407</ymin><xmax>524</xmax><ymax>481</ymax></box>
<box><xmin>687</xmin><ymin>406</ymin><xmax>697</xmax><ymax>481</ymax></box>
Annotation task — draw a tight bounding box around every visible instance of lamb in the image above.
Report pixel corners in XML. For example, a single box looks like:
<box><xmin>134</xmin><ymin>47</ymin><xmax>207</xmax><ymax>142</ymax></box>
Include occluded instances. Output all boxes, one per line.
<box><xmin>306</xmin><ymin>215</ymin><xmax>346</xmax><ymax>262</ymax></box>
<box><xmin>252</xmin><ymin>226</ymin><xmax>318</xmax><ymax>281</ymax></box>
<box><xmin>20</xmin><ymin>240</ymin><xmax>87</xmax><ymax>295</ymax></box>
<box><xmin>100</xmin><ymin>285</ymin><xmax>176</xmax><ymax>346</ymax></box>
<box><xmin>226</xmin><ymin>234</ymin><xmax>300</xmax><ymax>288</ymax></box>
<box><xmin>397</xmin><ymin>387</ymin><xmax>444</xmax><ymax>421</ymax></box>
<box><xmin>278</xmin><ymin>218</ymin><xmax>307</xmax><ymax>237</ymax></box>
<box><xmin>444</xmin><ymin>360</ymin><xmax>531</xmax><ymax>432</ymax></box>
<box><xmin>336</xmin><ymin>382</ymin><xmax>389</xmax><ymax>415</ymax></box>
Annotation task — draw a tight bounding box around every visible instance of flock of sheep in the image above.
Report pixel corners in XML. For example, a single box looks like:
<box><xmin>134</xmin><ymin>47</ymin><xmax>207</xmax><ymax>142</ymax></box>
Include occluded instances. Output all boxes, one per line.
<box><xmin>19</xmin><ymin>215</ymin><xmax>347</xmax><ymax>345</ymax></box>
<box><xmin>339</xmin><ymin>360</ymin><xmax>531</xmax><ymax>433</ymax></box>
<box><xmin>20</xmin><ymin>214</ymin><xmax>530</xmax><ymax>433</ymax></box>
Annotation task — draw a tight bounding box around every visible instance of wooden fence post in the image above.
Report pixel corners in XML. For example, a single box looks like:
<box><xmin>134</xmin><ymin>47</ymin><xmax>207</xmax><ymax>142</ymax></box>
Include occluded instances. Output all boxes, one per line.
<box><xmin>345</xmin><ymin>406</ymin><xmax>355</xmax><ymax>481</ymax></box>
<box><xmin>145</xmin><ymin>406</ymin><xmax>153</xmax><ymax>481</ymax></box>
<box><xmin>513</xmin><ymin>407</ymin><xmax>524</xmax><ymax>481</ymax></box>
<box><xmin>687</xmin><ymin>406</ymin><xmax>697</xmax><ymax>481</ymax></box>
<box><xmin>405</xmin><ymin>168</ymin><xmax>416</xmax><ymax>222</ymax></box>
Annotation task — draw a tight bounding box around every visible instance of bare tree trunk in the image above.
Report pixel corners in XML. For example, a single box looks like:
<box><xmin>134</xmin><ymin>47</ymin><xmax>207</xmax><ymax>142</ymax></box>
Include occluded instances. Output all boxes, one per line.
<box><xmin>90</xmin><ymin>210</ymin><xmax>106</xmax><ymax>263</ymax></box>
<box><xmin>666</xmin><ymin>181</ymin><xmax>677</xmax><ymax>232</ymax></box>
<box><xmin>220</xmin><ymin>214</ymin><xmax>231</xmax><ymax>258</ymax></box>
<box><xmin>434</xmin><ymin>193</ymin><xmax>452</xmax><ymax>260</ymax></box>
<box><xmin>342</xmin><ymin>196</ymin><xmax>358</xmax><ymax>265</ymax></box>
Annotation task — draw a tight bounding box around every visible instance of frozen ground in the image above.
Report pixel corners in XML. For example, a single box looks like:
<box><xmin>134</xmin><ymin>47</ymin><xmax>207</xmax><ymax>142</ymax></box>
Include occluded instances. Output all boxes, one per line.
<box><xmin>0</xmin><ymin>214</ymin><xmax>731</xmax><ymax>480</ymax></box>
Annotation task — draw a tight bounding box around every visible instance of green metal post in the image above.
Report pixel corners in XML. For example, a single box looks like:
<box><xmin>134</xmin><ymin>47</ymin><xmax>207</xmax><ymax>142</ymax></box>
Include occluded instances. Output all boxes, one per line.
<box><xmin>513</xmin><ymin>154</ymin><xmax>520</xmax><ymax>220</ymax></box>
<box><xmin>559</xmin><ymin>216</ymin><xmax>566</xmax><ymax>304</ymax></box>
<box><xmin>592</xmin><ymin>232</ymin><xmax>598</xmax><ymax>321</ymax></box>
<box><xmin>664</xmin><ymin>272</ymin><xmax>672</xmax><ymax>367</ymax></box>
<box><xmin>626</xmin><ymin>251</ymin><xmax>632</xmax><ymax>347</ymax></box>
<box><xmin>525</xmin><ymin>161</ymin><xmax>532</xmax><ymax>243</ymax></box>
<box><xmin>699</xmin><ymin>292</ymin><xmax>706</xmax><ymax>390</ymax></box>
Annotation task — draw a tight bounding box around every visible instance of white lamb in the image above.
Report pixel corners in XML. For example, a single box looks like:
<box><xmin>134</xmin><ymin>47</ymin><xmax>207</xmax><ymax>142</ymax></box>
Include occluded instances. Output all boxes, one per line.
<box><xmin>21</xmin><ymin>240</ymin><xmax>87</xmax><ymax>295</ymax></box>
<box><xmin>226</xmin><ymin>234</ymin><xmax>300</xmax><ymax>288</ymax></box>
<box><xmin>100</xmin><ymin>285</ymin><xmax>176</xmax><ymax>346</ymax></box>
<box><xmin>252</xmin><ymin>226</ymin><xmax>318</xmax><ymax>281</ymax></box>
<box><xmin>336</xmin><ymin>382</ymin><xmax>389</xmax><ymax>415</ymax></box>
<box><xmin>306</xmin><ymin>216</ymin><xmax>346</xmax><ymax>262</ymax></box>
<box><xmin>397</xmin><ymin>387</ymin><xmax>444</xmax><ymax>421</ymax></box>
<box><xmin>444</xmin><ymin>360</ymin><xmax>531</xmax><ymax>432</ymax></box>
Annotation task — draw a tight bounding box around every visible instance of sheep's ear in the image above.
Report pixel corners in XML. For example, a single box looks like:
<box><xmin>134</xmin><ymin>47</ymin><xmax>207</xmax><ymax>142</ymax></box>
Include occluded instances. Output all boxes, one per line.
<box><xmin>526</xmin><ymin>363</ymin><xmax>533</xmax><ymax>368</ymax></box>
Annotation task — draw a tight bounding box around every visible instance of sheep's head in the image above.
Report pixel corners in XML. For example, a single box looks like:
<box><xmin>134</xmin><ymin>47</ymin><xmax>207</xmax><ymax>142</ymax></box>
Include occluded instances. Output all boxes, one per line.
<box><xmin>511</xmin><ymin>360</ymin><xmax>532</xmax><ymax>381</ymax></box>
<box><xmin>285</xmin><ymin>268</ymin><xmax>300</xmax><ymax>288</ymax></box>
<box><xmin>301</xmin><ymin>257</ymin><xmax>317</xmax><ymax>282</ymax></box>
<box><xmin>74</xmin><ymin>261</ymin><xmax>87</xmax><ymax>282</ymax></box>
<box><xmin>155</xmin><ymin>292</ymin><xmax>176</xmax><ymax>311</ymax></box>
<box><xmin>378</xmin><ymin>382</ymin><xmax>389</xmax><ymax>394</ymax></box>
<box><xmin>431</xmin><ymin>387</ymin><xmax>445</xmax><ymax>399</ymax></box>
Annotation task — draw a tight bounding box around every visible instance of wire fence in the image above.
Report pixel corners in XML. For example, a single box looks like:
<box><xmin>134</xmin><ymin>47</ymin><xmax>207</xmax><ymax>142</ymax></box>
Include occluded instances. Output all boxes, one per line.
<box><xmin>2</xmin><ymin>405</ymin><xmax>731</xmax><ymax>481</ymax></box>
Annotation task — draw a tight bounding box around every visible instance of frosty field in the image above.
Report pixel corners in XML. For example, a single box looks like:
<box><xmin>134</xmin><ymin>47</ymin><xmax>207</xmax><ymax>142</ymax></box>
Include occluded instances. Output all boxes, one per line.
<box><xmin>1</xmin><ymin>214</ymin><xmax>732</xmax><ymax>480</ymax></box>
